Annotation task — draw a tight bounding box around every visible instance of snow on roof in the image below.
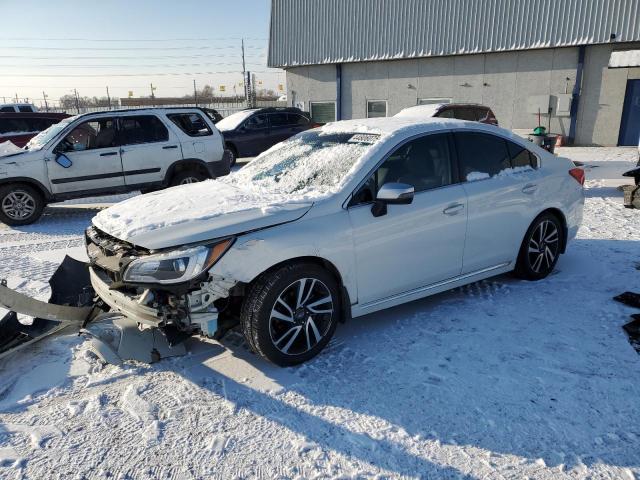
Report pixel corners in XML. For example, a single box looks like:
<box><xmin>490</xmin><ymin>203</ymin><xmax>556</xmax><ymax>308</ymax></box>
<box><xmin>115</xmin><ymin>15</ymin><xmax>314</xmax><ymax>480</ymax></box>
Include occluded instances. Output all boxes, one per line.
<box><xmin>319</xmin><ymin>116</ymin><xmax>468</xmax><ymax>136</ymax></box>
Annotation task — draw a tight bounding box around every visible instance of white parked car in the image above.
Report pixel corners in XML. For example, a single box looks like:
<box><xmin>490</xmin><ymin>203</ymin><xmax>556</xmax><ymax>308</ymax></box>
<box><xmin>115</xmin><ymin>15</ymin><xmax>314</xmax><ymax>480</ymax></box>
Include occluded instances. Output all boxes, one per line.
<box><xmin>0</xmin><ymin>103</ymin><xmax>38</xmax><ymax>113</ymax></box>
<box><xmin>87</xmin><ymin>118</ymin><xmax>584</xmax><ymax>366</ymax></box>
<box><xmin>0</xmin><ymin>108</ymin><xmax>229</xmax><ymax>225</ymax></box>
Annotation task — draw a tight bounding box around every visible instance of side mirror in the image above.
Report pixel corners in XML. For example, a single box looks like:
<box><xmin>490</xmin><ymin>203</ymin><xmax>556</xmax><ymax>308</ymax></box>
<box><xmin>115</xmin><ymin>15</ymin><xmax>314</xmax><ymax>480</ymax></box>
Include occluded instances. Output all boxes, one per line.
<box><xmin>371</xmin><ymin>182</ymin><xmax>414</xmax><ymax>217</ymax></box>
<box><xmin>55</xmin><ymin>153</ymin><xmax>72</xmax><ymax>168</ymax></box>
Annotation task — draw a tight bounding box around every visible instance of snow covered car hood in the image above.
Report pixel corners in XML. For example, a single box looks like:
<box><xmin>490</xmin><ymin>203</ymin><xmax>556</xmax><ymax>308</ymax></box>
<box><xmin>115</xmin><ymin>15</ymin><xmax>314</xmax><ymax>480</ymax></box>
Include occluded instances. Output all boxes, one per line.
<box><xmin>92</xmin><ymin>180</ymin><xmax>313</xmax><ymax>250</ymax></box>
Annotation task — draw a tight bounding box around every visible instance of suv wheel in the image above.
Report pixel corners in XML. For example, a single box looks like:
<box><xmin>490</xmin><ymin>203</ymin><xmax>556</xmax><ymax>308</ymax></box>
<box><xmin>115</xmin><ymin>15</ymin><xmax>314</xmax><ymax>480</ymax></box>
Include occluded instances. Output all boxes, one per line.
<box><xmin>0</xmin><ymin>184</ymin><xmax>45</xmax><ymax>226</ymax></box>
<box><xmin>170</xmin><ymin>170</ymin><xmax>208</xmax><ymax>186</ymax></box>
<box><xmin>226</xmin><ymin>144</ymin><xmax>238</xmax><ymax>167</ymax></box>
<box><xmin>514</xmin><ymin>213</ymin><xmax>563</xmax><ymax>280</ymax></box>
<box><xmin>241</xmin><ymin>263</ymin><xmax>341</xmax><ymax>366</ymax></box>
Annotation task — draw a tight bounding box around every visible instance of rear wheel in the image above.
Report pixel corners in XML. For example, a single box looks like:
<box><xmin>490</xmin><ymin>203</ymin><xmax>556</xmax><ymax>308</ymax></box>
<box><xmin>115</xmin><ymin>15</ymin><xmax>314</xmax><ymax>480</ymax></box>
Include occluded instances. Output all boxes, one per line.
<box><xmin>514</xmin><ymin>213</ymin><xmax>563</xmax><ymax>280</ymax></box>
<box><xmin>170</xmin><ymin>170</ymin><xmax>208</xmax><ymax>186</ymax></box>
<box><xmin>240</xmin><ymin>263</ymin><xmax>341</xmax><ymax>366</ymax></box>
<box><xmin>0</xmin><ymin>183</ymin><xmax>45</xmax><ymax>226</ymax></box>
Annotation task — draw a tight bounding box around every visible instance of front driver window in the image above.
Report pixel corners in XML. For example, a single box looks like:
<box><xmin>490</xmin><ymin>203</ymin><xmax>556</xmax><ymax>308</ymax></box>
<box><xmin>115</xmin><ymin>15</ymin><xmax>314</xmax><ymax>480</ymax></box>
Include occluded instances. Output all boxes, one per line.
<box><xmin>351</xmin><ymin>133</ymin><xmax>454</xmax><ymax>205</ymax></box>
<box><xmin>60</xmin><ymin>118</ymin><xmax>117</xmax><ymax>152</ymax></box>
<box><xmin>244</xmin><ymin>114</ymin><xmax>268</xmax><ymax>130</ymax></box>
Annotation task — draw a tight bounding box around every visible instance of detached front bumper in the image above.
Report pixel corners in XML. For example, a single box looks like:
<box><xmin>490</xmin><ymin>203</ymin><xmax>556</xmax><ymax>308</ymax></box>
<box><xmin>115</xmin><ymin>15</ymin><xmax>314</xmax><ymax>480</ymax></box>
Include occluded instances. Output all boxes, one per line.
<box><xmin>89</xmin><ymin>267</ymin><xmax>163</xmax><ymax>328</ymax></box>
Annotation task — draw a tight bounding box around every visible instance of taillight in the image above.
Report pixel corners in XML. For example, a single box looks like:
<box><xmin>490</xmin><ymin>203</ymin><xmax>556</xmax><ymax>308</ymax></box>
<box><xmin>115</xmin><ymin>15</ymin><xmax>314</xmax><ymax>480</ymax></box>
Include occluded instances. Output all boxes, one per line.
<box><xmin>569</xmin><ymin>168</ymin><xmax>585</xmax><ymax>186</ymax></box>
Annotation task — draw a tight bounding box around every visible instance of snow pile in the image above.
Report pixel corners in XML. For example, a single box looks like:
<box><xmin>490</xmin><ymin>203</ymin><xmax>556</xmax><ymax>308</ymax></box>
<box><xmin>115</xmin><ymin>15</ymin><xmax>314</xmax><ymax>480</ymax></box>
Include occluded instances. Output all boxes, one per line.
<box><xmin>0</xmin><ymin>141</ymin><xmax>23</xmax><ymax>157</ymax></box>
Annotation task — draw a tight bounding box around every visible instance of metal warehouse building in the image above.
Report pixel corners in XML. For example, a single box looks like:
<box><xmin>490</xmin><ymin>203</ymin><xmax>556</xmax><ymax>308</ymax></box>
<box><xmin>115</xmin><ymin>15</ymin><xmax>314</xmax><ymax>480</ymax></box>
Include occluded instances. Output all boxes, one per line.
<box><xmin>267</xmin><ymin>0</ymin><xmax>640</xmax><ymax>145</ymax></box>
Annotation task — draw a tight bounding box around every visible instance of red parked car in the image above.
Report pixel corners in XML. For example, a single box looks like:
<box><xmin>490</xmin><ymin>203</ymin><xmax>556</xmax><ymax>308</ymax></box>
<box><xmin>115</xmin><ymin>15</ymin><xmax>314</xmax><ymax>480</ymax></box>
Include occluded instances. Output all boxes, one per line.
<box><xmin>0</xmin><ymin>112</ymin><xmax>71</xmax><ymax>148</ymax></box>
<box><xmin>395</xmin><ymin>103</ymin><xmax>499</xmax><ymax>125</ymax></box>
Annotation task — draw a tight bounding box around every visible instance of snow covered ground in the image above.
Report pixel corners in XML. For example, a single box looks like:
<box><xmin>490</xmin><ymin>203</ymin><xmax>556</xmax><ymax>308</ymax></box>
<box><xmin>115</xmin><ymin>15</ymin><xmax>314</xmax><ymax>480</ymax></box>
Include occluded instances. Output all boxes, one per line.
<box><xmin>0</xmin><ymin>147</ymin><xmax>638</xmax><ymax>479</ymax></box>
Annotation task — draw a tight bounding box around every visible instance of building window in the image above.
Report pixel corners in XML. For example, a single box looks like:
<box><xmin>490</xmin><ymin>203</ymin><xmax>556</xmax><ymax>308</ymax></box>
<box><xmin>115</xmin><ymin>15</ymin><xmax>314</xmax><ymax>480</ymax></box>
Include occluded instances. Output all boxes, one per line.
<box><xmin>310</xmin><ymin>102</ymin><xmax>336</xmax><ymax>124</ymax></box>
<box><xmin>367</xmin><ymin>100</ymin><xmax>387</xmax><ymax>118</ymax></box>
<box><xmin>418</xmin><ymin>98</ymin><xmax>452</xmax><ymax>105</ymax></box>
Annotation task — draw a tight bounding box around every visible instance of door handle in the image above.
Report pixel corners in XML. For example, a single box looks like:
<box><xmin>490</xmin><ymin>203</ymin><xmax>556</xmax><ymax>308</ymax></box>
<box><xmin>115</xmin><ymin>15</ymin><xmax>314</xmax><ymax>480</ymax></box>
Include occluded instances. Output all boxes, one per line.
<box><xmin>522</xmin><ymin>183</ymin><xmax>537</xmax><ymax>194</ymax></box>
<box><xmin>443</xmin><ymin>203</ymin><xmax>465</xmax><ymax>215</ymax></box>
<box><xmin>162</xmin><ymin>145</ymin><xmax>178</xmax><ymax>150</ymax></box>
<box><xmin>99</xmin><ymin>152</ymin><xmax>118</xmax><ymax>157</ymax></box>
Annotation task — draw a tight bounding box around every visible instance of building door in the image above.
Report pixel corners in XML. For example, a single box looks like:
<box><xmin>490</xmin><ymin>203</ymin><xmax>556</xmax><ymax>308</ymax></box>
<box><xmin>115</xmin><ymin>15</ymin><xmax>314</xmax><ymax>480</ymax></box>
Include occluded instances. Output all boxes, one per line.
<box><xmin>619</xmin><ymin>79</ymin><xmax>640</xmax><ymax>146</ymax></box>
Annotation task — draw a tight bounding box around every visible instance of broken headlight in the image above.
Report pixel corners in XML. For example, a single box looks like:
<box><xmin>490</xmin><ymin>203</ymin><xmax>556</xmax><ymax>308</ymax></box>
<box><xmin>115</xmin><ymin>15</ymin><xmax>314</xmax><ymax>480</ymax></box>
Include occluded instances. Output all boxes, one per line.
<box><xmin>122</xmin><ymin>239</ymin><xmax>233</xmax><ymax>285</ymax></box>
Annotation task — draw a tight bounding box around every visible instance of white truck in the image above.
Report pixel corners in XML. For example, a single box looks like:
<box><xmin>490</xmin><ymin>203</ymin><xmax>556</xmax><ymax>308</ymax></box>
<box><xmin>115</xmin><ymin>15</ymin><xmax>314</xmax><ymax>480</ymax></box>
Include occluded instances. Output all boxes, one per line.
<box><xmin>0</xmin><ymin>108</ymin><xmax>231</xmax><ymax>225</ymax></box>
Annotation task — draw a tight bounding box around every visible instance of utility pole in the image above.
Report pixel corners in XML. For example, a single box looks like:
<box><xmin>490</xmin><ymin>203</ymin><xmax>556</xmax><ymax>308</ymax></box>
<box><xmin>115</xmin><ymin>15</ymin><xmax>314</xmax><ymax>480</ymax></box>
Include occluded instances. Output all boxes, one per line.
<box><xmin>42</xmin><ymin>91</ymin><xmax>49</xmax><ymax>112</ymax></box>
<box><xmin>106</xmin><ymin>86</ymin><xmax>111</xmax><ymax>110</ymax></box>
<box><xmin>150</xmin><ymin>83</ymin><xmax>156</xmax><ymax>106</ymax></box>
<box><xmin>74</xmin><ymin>89</ymin><xmax>80</xmax><ymax>114</ymax></box>
<box><xmin>241</xmin><ymin>39</ymin><xmax>249</xmax><ymax>106</ymax></box>
<box><xmin>193</xmin><ymin>79</ymin><xmax>198</xmax><ymax>107</ymax></box>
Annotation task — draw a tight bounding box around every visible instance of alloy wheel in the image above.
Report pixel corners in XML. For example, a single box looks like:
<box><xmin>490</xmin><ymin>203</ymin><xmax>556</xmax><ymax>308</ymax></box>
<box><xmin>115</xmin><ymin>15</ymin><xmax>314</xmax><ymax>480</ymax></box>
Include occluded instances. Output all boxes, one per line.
<box><xmin>269</xmin><ymin>278</ymin><xmax>334</xmax><ymax>356</ymax></box>
<box><xmin>2</xmin><ymin>191</ymin><xmax>36</xmax><ymax>220</ymax></box>
<box><xmin>527</xmin><ymin>219</ymin><xmax>560</xmax><ymax>273</ymax></box>
<box><xmin>179</xmin><ymin>176</ymin><xmax>200</xmax><ymax>185</ymax></box>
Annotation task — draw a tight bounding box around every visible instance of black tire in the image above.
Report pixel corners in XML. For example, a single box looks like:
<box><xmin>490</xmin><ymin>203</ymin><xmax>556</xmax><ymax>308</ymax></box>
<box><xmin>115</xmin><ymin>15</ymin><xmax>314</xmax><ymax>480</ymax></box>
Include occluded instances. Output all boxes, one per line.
<box><xmin>514</xmin><ymin>212</ymin><xmax>564</xmax><ymax>281</ymax></box>
<box><xmin>225</xmin><ymin>144</ymin><xmax>238</xmax><ymax>167</ymax></box>
<box><xmin>0</xmin><ymin>183</ymin><xmax>45</xmax><ymax>226</ymax></box>
<box><xmin>170</xmin><ymin>170</ymin><xmax>208</xmax><ymax>186</ymax></box>
<box><xmin>240</xmin><ymin>263</ymin><xmax>341</xmax><ymax>366</ymax></box>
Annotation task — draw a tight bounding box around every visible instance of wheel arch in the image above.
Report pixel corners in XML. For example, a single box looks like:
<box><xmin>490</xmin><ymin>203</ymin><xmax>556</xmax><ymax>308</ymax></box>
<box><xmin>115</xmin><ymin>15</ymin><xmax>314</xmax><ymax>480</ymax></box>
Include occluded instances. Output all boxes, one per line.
<box><xmin>248</xmin><ymin>255</ymin><xmax>352</xmax><ymax>322</ymax></box>
<box><xmin>164</xmin><ymin>159</ymin><xmax>210</xmax><ymax>184</ymax></box>
<box><xmin>0</xmin><ymin>177</ymin><xmax>52</xmax><ymax>201</ymax></box>
<box><xmin>531</xmin><ymin>207</ymin><xmax>569</xmax><ymax>253</ymax></box>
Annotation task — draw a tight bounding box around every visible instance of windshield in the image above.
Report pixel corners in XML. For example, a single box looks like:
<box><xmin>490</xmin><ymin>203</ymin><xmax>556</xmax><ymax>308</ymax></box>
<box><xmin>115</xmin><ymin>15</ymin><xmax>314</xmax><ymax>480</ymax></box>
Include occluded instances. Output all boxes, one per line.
<box><xmin>215</xmin><ymin>110</ymin><xmax>256</xmax><ymax>131</ymax></box>
<box><xmin>25</xmin><ymin>116</ymin><xmax>76</xmax><ymax>150</ymax></box>
<box><xmin>223</xmin><ymin>130</ymin><xmax>380</xmax><ymax>195</ymax></box>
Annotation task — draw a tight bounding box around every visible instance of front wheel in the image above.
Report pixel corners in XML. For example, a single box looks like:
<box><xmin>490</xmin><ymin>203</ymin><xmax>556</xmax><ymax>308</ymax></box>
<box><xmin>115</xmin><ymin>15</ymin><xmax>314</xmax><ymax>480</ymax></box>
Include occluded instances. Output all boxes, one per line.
<box><xmin>240</xmin><ymin>263</ymin><xmax>341</xmax><ymax>366</ymax></box>
<box><xmin>0</xmin><ymin>183</ymin><xmax>45</xmax><ymax>226</ymax></box>
<box><xmin>514</xmin><ymin>213</ymin><xmax>563</xmax><ymax>280</ymax></box>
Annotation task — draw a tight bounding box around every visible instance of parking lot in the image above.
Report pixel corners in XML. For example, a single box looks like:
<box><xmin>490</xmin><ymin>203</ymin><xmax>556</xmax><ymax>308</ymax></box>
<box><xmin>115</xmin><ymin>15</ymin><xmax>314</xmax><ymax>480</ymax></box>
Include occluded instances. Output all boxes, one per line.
<box><xmin>0</xmin><ymin>148</ymin><xmax>637</xmax><ymax>479</ymax></box>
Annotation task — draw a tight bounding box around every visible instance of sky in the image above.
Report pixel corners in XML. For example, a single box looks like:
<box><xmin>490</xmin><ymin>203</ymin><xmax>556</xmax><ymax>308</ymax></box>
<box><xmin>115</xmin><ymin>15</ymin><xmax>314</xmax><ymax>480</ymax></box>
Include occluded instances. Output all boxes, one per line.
<box><xmin>0</xmin><ymin>0</ymin><xmax>284</xmax><ymax>106</ymax></box>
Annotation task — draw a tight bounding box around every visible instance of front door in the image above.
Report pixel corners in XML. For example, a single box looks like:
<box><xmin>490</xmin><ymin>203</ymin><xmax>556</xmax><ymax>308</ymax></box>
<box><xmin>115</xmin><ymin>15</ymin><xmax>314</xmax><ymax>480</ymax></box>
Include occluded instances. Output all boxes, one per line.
<box><xmin>348</xmin><ymin>133</ymin><xmax>467</xmax><ymax>304</ymax></box>
<box><xmin>619</xmin><ymin>79</ymin><xmax>640</xmax><ymax>146</ymax></box>
<box><xmin>237</xmin><ymin>113</ymin><xmax>270</xmax><ymax>156</ymax></box>
<box><xmin>119</xmin><ymin>114</ymin><xmax>181</xmax><ymax>186</ymax></box>
<box><xmin>47</xmin><ymin>117</ymin><xmax>124</xmax><ymax>195</ymax></box>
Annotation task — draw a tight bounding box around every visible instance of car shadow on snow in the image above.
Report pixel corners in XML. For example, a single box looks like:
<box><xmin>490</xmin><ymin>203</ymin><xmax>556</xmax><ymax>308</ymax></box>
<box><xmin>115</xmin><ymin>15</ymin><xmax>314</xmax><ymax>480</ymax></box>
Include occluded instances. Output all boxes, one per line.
<box><xmin>172</xmin><ymin>238</ymin><xmax>640</xmax><ymax>477</ymax></box>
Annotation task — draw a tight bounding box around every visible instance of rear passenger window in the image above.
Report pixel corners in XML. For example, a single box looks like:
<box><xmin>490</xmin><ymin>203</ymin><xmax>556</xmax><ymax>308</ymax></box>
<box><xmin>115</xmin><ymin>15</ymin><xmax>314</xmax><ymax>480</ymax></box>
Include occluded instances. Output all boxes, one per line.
<box><xmin>455</xmin><ymin>132</ymin><xmax>510</xmax><ymax>180</ymax></box>
<box><xmin>289</xmin><ymin>114</ymin><xmax>309</xmax><ymax>126</ymax></box>
<box><xmin>435</xmin><ymin>108</ymin><xmax>455</xmax><ymax>119</ymax></box>
<box><xmin>507</xmin><ymin>140</ymin><xmax>538</xmax><ymax>169</ymax></box>
<box><xmin>167</xmin><ymin>113</ymin><xmax>212</xmax><ymax>137</ymax></box>
<box><xmin>269</xmin><ymin>113</ymin><xmax>289</xmax><ymax>127</ymax></box>
<box><xmin>120</xmin><ymin>115</ymin><xmax>169</xmax><ymax>145</ymax></box>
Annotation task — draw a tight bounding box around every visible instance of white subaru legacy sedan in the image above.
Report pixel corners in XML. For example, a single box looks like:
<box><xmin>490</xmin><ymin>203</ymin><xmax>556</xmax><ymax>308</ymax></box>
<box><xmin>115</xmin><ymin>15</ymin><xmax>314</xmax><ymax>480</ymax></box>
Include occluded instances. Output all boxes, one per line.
<box><xmin>87</xmin><ymin>117</ymin><xmax>584</xmax><ymax>366</ymax></box>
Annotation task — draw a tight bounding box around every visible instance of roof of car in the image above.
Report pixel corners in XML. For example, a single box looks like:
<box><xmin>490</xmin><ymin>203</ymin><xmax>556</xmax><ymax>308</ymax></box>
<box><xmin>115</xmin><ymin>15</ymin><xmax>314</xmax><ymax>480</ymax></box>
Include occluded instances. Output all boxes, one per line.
<box><xmin>319</xmin><ymin>116</ymin><xmax>472</xmax><ymax>135</ymax></box>
<box><xmin>69</xmin><ymin>107</ymin><xmax>212</xmax><ymax>120</ymax></box>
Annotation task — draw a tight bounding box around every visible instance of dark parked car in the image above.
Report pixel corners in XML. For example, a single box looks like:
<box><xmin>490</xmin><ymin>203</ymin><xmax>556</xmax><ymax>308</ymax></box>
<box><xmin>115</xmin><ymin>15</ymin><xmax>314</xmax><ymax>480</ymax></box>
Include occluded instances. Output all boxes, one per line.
<box><xmin>216</xmin><ymin>107</ymin><xmax>318</xmax><ymax>164</ymax></box>
<box><xmin>201</xmin><ymin>107</ymin><xmax>223</xmax><ymax>124</ymax></box>
<box><xmin>0</xmin><ymin>112</ymin><xmax>71</xmax><ymax>148</ymax></box>
<box><xmin>396</xmin><ymin>103</ymin><xmax>499</xmax><ymax>125</ymax></box>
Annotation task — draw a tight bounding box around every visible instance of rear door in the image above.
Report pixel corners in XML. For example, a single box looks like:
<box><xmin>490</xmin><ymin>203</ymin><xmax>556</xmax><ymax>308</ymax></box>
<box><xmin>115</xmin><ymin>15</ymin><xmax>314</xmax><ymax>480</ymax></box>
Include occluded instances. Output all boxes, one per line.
<box><xmin>119</xmin><ymin>114</ymin><xmax>181</xmax><ymax>186</ymax></box>
<box><xmin>455</xmin><ymin>131</ymin><xmax>540</xmax><ymax>273</ymax></box>
<box><xmin>47</xmin><ymin>116</ymin><xmax>124</xmax><ymax>194</ymax></box>
<box><xmin>267</xmin><ymin>112</ymin><xmax>299</xmax><ymax>146</ymax></box>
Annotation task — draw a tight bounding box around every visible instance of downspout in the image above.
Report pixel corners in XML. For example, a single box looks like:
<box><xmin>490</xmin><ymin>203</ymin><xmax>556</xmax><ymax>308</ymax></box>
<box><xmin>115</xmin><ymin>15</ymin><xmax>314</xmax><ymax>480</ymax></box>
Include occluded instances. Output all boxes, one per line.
<box><xmin>568</xmin><ymin>45</ymin><xmax>585</xmax><ymax>145</ymax></box>
<box><xmin>336</xmin><ymin>63</ymin><xmax>342</xmax><ymax>121</ymax></box>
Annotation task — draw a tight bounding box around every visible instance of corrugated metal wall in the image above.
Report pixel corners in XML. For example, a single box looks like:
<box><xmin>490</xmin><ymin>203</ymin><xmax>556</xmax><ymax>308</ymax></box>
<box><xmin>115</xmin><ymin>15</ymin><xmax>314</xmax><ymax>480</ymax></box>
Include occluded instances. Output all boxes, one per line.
<box><xmin>268</xmin><ymin>0</ymin><xmax>640</xmax><ymax>67</ymax></box>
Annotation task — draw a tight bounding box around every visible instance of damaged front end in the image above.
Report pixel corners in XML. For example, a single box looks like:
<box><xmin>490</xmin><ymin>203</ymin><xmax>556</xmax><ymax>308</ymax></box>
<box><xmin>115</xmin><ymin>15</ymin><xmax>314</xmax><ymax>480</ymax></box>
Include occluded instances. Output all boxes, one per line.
<box><xmin>0</xmin><ymin>227</ymin><xmax>241</xmax><ymax>364</ymax></box>
<box><xmin>84</xmin><ymin>226</ymin><xmax>241</xmax><ymax>353</ymax></box>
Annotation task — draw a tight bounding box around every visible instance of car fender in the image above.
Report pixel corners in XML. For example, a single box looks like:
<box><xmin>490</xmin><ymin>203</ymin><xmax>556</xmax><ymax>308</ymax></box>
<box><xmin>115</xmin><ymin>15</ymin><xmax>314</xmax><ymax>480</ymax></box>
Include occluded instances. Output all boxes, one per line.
<box><xmin>210</xmin><ymin>210</ymin><xmax>358</xmax><ymax>306</ymax></box>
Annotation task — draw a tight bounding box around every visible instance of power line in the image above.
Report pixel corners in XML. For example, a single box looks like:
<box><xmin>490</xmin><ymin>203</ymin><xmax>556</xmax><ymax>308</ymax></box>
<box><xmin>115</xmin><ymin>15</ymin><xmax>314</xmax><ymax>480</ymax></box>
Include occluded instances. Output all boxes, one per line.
<box><xmin>0</xmin><ymin>45</ymin><xmax>264</xmax><ymax>51</ymax></box>
<box><xmin>0</xmin><ymin>37</ymin><xmax>267</xmax><ymax>42</ymax></box>
<box><xmin>0</xmin><ymin>62</ymin><xmax>268</xmax><ymax>68</ymax></box>
<box><xmin>0</xmin><ymin>54</ymin><xmax>264</xmax><ymax>60</ymax></box>
<box><xmin>0</xmin><ymin>71</ymin><xmax>283</xmax><ymax>77</ymax></box>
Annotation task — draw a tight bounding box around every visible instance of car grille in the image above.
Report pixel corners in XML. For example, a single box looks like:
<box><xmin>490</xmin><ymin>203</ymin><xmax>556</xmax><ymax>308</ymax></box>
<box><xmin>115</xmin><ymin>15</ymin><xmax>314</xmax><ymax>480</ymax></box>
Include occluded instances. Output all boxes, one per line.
<box><xmin>85</xmin><ymin>226</ymin><xmax>148</xmax><ymax>283</ymax></box>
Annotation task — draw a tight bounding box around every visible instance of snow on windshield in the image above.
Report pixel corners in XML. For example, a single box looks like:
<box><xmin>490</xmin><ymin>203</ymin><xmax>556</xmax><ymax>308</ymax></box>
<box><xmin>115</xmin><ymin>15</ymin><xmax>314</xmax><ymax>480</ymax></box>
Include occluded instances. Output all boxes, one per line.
<box><xmin>223</xmin><ymin>131</ymin><xmax>381</xmax><ymax>195</ymax></box>
<box><xmin>26</xmin><ymin>116</ymin><xmax>76</xmax><ymax>150</ymax></box>
<box><xmin>215</xmin><ymin>110</ymin><xmax>255</xmax><ymax>131</ymax></box>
